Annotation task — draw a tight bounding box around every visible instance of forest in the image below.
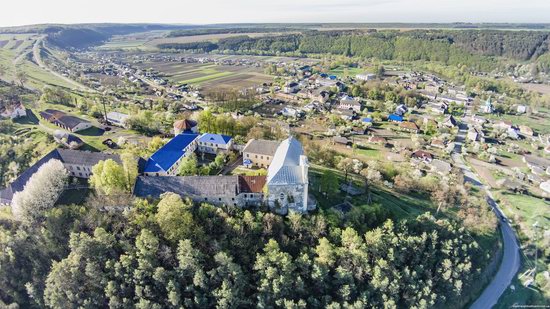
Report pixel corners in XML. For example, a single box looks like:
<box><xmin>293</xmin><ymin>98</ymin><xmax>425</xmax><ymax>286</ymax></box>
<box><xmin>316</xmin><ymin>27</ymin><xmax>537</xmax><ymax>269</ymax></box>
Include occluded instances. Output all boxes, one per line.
<box><xmin>0</xmin><ymin>189</ymin><xmax>490</xmax><ymax>309</ymax></box>
<box><xmin>158</xmin><ymin>30</ymin><xmax>550</xmax><ymax>71</ymax></box>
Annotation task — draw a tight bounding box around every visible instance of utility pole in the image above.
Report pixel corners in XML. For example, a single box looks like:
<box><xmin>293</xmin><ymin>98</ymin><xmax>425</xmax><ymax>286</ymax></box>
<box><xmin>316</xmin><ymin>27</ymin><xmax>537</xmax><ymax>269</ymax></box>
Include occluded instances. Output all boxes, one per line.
<box><xmin>101</xmin><ymin>92</ymin><xmax>108</xmax><ymax>123</ymax></box>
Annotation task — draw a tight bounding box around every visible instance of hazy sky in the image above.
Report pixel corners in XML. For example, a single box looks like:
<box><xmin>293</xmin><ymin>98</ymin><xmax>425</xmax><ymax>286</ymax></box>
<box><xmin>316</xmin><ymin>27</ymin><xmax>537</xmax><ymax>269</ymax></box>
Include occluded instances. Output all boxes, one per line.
<box><xmin>1</xmin><ymin>0</ymin><xmax>550</xmax><ymax>27</ymax></box>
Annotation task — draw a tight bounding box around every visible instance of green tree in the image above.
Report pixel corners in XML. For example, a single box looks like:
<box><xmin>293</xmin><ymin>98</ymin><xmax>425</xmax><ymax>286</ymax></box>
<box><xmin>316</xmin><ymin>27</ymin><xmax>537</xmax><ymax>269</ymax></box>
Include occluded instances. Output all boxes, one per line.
<box><xmin>155</xmin><ymin>193</ymin><xmax>198</xmax><ymax>243</ymax></box>
<box><xmin>89</xmin><ymin>159</ymin><xmax>128</xmax><ymax>195</ymax></box>
<box><xmin>178</xmin><ymin>153</ymin><xmax>198</xmax><ymax>176</ymax></box>
<box><xmin>207</xmin><ymin>252</ymin><xmax>246</xmax><ymax>309</ymax></box>
<box><xmin>320</xmin><ymin>169</ymin><xmax>339</xmax><ymax>196</ymax></box>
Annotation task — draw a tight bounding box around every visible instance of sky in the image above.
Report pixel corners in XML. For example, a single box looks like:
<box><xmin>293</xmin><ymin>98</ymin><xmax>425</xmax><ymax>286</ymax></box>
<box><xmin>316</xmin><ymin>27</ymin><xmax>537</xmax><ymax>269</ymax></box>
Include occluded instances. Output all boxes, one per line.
<box><xmin>1</xmin><ymin>0</ymin><xmax>550</xmax><ymax>27</ymax></box>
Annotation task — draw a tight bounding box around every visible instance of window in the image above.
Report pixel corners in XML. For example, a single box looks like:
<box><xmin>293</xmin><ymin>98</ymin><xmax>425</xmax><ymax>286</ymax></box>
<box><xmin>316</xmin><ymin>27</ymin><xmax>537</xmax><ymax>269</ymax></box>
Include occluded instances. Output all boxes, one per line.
<box><xmin>246</xmin><ymin>154</ymin><xmax>250</xmax><ymax>158</ymax></box>
<box><xmin>76</xmin><ymin>166</ymin><xmax>81</xmax><ymax>170</ymax></box>
<box><xmin>255</xmin><ymin>155</ymin><xmax>258</xmax><ymax>158</ymax></box>
<box><xmin>232</xmin><ymin>198</ymin><xmax>235</xmax><ymax>201</ymax></box>
<box><xmin>261</xmin><ymin>156</ymin><xmax>263</xmax><ymax>159</ymax></box>
<box><xmin>218</xmin><ymin>198</ymin><xmax>222</xmax><ymax>201</ymax></box>
<box><xmin>204</xmin><ymin>198</ymin><xmax>208</xmax><ymax>201</ymax></box>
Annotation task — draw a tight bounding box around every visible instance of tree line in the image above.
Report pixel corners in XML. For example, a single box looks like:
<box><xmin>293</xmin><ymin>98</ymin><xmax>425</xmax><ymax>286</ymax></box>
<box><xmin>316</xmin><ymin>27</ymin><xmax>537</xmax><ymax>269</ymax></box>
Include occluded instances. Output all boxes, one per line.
<box><xmin>158</xmin><ymin>30</ymin><xmax>550</xmax><ymax>69</ymax></box>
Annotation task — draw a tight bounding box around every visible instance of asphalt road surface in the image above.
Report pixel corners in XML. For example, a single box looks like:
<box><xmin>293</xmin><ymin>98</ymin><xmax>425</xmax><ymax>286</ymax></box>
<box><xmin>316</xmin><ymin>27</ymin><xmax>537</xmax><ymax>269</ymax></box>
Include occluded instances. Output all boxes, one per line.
<box><xmin>450</xmin><ymin>108</ymin><xmax>521</xmax><ymax>309</ymax></box>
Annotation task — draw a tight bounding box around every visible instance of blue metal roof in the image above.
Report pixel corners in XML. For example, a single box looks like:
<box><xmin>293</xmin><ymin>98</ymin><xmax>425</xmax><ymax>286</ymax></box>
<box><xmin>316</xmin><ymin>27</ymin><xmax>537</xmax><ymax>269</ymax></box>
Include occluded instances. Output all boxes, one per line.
<box><xmin>198</xmin><ymin>133</ymin><xmax>232</xmax><ymax>145</ymax></box>
<box><xmin>144</xmin><ymin>134</ymin><xmax>199</xmax><ymax>173</ymax></box>
<box><xmin>362</xmin><ymin>117</ymin><xmax>373</xmax><ymax>123</ymax></box>
<box><xmin>388</xmin><ymin>114</ymin><xmax>403</xmax><ymax>122</ymax></box>
<box><xmin>328</xmin><ymin>75</ymin><xmax>337</xmax><ymax>80</ymax></box>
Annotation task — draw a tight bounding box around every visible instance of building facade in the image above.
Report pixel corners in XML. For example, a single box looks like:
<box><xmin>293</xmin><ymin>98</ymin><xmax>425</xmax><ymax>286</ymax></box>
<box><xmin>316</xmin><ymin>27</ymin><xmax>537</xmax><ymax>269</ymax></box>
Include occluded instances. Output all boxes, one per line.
<box><xmin>242</xmin><ymin>139</ymin><xmax>280</xmax><ymax>168</ymax></box>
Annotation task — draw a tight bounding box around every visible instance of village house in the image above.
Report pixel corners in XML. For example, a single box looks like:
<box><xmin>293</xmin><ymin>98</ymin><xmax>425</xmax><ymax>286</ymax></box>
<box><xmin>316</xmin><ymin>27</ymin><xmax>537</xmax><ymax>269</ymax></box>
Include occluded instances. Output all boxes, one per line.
<box><xmin>0</xmin><ymin>102</ymin><xmax>26</xmax><ymax>119</ymax></box>
<box><xmin>400</xmin><ymin>121</ymin><xmax>420</xmax><ymax>133</ymax></box>
<box><xmin>518</xmin><ymin>125</ymin><xmax>534</xmax><ymax>137</ymax></box>
<box><xmin>388</xmin><ymin>114</ymin><xmax>403</xmax><ymax>122</ymax></box>
<box><xmin>53</xmin><ymin>130</ymin><xmax>84</xmax><ymax>150</ymax></box>
<box><xmin>516</xmin><ymin>105</ymin><xmax>528</xmax><ymax>114</ymax></box>
<box><xmin>0</xmin><ymin>149</ymin><xmax>122</xmax><ymax>205</ymax></box>
<box><xmin>39</xmin><ymin>109</ymin><xmax>93</xmax><ymax>133</ymax></box>
<box><xmin>197</xmin><ymin>133</ymin><xmax>233</xmax><ymax>155</ymax></box>
<box><xmin>283</xmin><ymin>82</ymin><xmax>299</xmax><ymax>94</ymax></box>
<box><xmin>242</xmin><ymin>139</ymin><xmax>280</xmax><ymax>168</ymax></box>
<box><xmin>467</xmin><ymin>128</ymin><xmax>483</xmax><ymax>142</ymax></box>
<box><xmin>441</xmin><ymin>115</ymin><xmax>458</xmax><ymax>128</ymax></box>
<box><xmin>430</xmin><ymin>139</ymin><xmax>446</xmax><ymax>149</ymax></box>
<box><xmin>338</xmin><ymin>98</ymin><xmax>362</xmax><ymax>112</ymax></box>
<box><xmin>143</xmin><ymin>133</ymin><xmax>199</xmax><ymax>176</ymax></box>
<box><xmin>356</xmin><ymin>72</ymin><xmax>376</xmax><ymax>81</ymax></box>
<box><xmin>106</xmin><ymin>111</ymin><xmax>130</xmax><ymax>128</ymax></box>
<box><xmin>430</xmin><ymin>159</ymin><xmax>452</xmax><ymax>175</ymax></box>
<box><xmin>522</xmin><ymin>155</ymin><xmax>550</xmax><ymax>176</ymax></box>
<box><xmin>470</xmin><ymin>115</ymin><xmax>487</xmax><ymax>125</ymax></box>
<box><xmin>494</xmin><ymin>120</ymin><xmax>513</xmax><ymax>130</ymax></box>
<box><xmin>411</xmin><ymin>150</ymin><xmax>434</xmax><ymax>163</ymax></box>
<box><xmin>369</xmin><ymin>135</ymin><xmax>387</xmax><ymax>145</ymax></box>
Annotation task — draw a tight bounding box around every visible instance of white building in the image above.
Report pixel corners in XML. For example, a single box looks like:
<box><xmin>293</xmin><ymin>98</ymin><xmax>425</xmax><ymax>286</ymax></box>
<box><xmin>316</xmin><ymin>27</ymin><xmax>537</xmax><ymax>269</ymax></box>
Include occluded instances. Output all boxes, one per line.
<box><xmin>266</xmin><ymin>137</ymin><xmax>312</xmax><ymax>213</ymax></box>
<box><xmin>356</xmin><ymin>72</ymin><xmax>377</xmax><ymax>81</ymax></box>
<box><xmin>106</xmin><ymin>111</ymin><xmax>130</xmax><ymax>128</ymax></box>
<box><xmin>1</xmin><ymin>103</ymin><xmax>26</xmax><ymax>119</ymax></box>
<box><xmin>197</xmin><ymin>133</ymin><xmax>233</xmax><ymax>155</ymax></box>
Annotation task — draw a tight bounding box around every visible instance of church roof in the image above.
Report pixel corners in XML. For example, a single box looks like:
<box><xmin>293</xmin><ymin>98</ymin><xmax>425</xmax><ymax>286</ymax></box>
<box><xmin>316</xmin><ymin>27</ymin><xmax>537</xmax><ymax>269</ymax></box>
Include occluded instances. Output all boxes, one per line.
<box><xmin>267</xmin><ymin>137</ymin><xmax>306</xmax><ymax>185</ymax></box>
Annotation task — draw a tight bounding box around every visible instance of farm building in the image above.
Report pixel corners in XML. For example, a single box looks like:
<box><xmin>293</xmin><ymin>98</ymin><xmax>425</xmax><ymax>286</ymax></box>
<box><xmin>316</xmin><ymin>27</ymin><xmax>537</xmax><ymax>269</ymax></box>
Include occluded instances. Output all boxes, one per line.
<box><xmin>106</xmin><ymin>111</ymin><xmax>130</xmax><ymax>128</ymax></box>
<box><xmin>39</xmin><ymin>109</ymin><xmax>92</xmax><ymax>133</ymax></box>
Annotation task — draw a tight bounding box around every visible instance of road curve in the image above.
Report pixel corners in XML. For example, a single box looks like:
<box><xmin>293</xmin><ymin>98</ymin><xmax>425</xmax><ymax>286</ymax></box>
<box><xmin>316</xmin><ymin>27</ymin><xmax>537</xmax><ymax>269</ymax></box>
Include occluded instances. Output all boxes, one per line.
<box><xmin>451</xmin><ymin>111</ymin><xmax>521</xmax><ymax>308</ymax></box>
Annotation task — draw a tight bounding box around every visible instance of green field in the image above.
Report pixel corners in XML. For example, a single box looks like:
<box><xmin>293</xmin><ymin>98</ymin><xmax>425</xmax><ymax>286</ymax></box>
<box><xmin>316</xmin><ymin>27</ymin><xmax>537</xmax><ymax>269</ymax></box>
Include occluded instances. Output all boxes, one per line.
<box><xmin>329</xmin><ymin>66</ymin><xmax>365</xmax><ymax>77</ymax></box>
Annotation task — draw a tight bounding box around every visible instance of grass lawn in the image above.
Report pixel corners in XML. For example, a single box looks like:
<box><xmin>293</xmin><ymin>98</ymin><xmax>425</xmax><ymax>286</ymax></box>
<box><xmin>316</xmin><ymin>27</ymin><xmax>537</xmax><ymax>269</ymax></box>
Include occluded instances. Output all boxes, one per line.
<box><xmin>494</xmin><ymin>191</ymin><xmax>550</xmax><ymax>242</ymax></box>
<box><xmin>329</xmin><ymin>66</ymin><xmax>365</xmax><ymax>78</ymax></box>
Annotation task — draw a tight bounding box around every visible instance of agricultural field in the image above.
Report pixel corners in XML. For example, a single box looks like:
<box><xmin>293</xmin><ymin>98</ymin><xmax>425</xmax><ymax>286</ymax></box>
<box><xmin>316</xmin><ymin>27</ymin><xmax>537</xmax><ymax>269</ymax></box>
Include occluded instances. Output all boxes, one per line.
<box><xmin>98</xmin><ymin>31</ymin><xmax>278</xmax><ymax>51</ymax></box>
<box><xmin>485</xmin><ymin>107</ymin><xmax>550</xmax><ymax>135</ymax></box>
<box><xmin>137</xmin><ymin>61</ymin><xmax>273</xmax><ymax>88</ymax></box>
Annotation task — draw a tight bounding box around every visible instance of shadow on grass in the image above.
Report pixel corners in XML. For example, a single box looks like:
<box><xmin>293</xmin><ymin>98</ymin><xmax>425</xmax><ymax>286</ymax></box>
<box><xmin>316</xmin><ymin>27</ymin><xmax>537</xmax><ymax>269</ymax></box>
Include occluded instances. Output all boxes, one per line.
<box><xmin>78</xmin><ymin>126</ymin><xmax>105</xmax><ymax>136</ymax></box>
<box><xmin>14</xmin><ymin>110</ymin><xmax>39</xmax><ymax>125</ymax></box>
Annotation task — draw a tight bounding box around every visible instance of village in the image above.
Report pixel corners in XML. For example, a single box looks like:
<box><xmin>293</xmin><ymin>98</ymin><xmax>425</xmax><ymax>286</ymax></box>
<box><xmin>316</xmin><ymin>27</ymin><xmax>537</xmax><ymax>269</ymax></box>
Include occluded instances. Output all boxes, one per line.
<box><xmin>2</xmin><ymin>51</ymin><xmax>550</xmax><ymax>217</ymax></box>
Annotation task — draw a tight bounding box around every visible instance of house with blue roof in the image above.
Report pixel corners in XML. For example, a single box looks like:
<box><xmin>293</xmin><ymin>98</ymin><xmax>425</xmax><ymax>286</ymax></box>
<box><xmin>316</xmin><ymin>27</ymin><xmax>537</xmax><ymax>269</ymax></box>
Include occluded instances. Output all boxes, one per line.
<box><xmin>388</xmin><ymin>114</ymin><xmax>403</xmax><ymax>122</ymax></box>
<box><xmin>362</xmin><ymin>117</ymin><xmax>373</xmax><ymax>123</ymax></box>
<box><xmin>144</xmin><ymin>133</ymin><xmax>199</xmax><ymax>176</ymax></box>
<box><xmin>198</xmin><ymin>133</ymin><xmax>233</xmax><ymax>155</ymax></box>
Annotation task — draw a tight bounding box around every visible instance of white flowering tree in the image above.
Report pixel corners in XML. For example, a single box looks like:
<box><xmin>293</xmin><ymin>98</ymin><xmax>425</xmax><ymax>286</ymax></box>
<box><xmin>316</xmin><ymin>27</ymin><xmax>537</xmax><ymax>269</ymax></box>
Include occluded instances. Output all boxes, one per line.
<box><xmin>12</xmin><ymin>159</ymin><xmax>69</xmax><ymax>223</ymax></box>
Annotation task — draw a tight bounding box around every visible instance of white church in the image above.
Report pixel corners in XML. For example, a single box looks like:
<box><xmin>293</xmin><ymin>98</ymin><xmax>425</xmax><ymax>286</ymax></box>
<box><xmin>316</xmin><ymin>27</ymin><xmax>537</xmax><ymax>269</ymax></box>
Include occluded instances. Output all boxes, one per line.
<box><xmin>266</xmin><ymin>137</ymin><xmax>314</xmax><ymax>214</ymax></box>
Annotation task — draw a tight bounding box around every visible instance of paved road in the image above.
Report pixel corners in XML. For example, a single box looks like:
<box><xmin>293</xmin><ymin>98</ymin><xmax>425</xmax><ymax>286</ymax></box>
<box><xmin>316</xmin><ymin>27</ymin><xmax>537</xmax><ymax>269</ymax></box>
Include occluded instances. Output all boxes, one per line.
<box><xmin>450</xmin><ymin>108</ymin><xmax>521</xmax><ymax>309</ymax></box>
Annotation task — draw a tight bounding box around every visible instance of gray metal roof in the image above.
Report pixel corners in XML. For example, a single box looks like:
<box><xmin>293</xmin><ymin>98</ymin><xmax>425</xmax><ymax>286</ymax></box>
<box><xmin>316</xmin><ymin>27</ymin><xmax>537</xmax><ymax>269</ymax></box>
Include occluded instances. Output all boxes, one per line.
<box><xmin>0</xmin><ymin>149</ymin><xmax>121</xmax><ymax>205</ymax></box>
<box><xmin>267</xmin><ymin>137</ymin><xmax>306</xmax><ymax>185</ymax></box>
<box><xmin>134</xmin><ymin>176</ymin><xmax>240</xmax><ymax>199</ymax></box>
<box><xmin>242</xmin><ymin>139</ymin><xmax>280</xmax><ymax>156</ymax></box>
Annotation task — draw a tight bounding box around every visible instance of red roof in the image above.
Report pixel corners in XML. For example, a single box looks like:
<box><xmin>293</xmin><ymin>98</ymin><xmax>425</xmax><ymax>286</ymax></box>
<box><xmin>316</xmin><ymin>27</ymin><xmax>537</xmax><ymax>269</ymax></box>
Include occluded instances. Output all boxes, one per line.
<box><xmin>239</xmin><ymin>176</ymin><xmax>266</xmax><ymax>193</ymax></box>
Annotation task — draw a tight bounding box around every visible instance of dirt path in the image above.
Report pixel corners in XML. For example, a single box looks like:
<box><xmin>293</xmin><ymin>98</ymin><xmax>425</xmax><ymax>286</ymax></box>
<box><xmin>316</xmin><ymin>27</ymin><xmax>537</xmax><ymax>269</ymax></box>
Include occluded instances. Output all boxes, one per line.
<box><xmin>32</xmin><ymin>37</ymin><xmax>95</xmax><ymax>92</ymax></box>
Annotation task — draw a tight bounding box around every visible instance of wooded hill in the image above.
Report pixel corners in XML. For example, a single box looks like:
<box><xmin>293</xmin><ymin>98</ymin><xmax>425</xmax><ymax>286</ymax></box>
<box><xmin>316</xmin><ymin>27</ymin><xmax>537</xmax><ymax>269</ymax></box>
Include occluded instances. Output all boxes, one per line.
<box><xmin>159</xmin><ymin>30</ymin><xmax>550</xmax><ymax>70</ymax></box>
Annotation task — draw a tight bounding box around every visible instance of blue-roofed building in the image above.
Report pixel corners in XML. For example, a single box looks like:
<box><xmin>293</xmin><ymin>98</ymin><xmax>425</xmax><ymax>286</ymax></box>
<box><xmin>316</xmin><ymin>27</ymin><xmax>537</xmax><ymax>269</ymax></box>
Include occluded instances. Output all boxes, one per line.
<box><xmin>198</xmin><ymin>133</ymin><xmax>233</xmax><ymax>155</ymax></box>
<box><xmin>388</xmin><ymin>114</ymin><xmax>403</xmax><ymax>122</ymax></box>
<box><xmin>144</xmin><ymin>133</ymin><xmax>199</xmax><ymax>176</ymax></box>
<box><xmin>362</xmin><ymin>117</ymin><xmax>373</xmax><ymax>123</ymax></box>
<box><xmin>328</xmin><ymin>75</ymin><xmax>337</xmax><ymax>80</ymax></box>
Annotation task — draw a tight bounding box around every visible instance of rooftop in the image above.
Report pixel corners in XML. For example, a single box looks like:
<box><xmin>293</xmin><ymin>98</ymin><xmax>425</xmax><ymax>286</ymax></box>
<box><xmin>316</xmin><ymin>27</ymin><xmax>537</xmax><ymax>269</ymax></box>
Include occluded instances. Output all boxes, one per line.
<box><xmin>144</xmin><ymin>133</ymin><xmax>199</xmax><ymax>173</ymax></box>
<box><xmin>198</xmin><ymin>133</ymin><xmax>232</xmax><ymax>145</ymax></box>
<box><xmin>242</xmin><ymin>139</ymin><xmax>280</xmax><ymax>156</ymax></box>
